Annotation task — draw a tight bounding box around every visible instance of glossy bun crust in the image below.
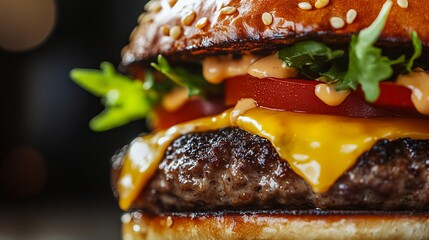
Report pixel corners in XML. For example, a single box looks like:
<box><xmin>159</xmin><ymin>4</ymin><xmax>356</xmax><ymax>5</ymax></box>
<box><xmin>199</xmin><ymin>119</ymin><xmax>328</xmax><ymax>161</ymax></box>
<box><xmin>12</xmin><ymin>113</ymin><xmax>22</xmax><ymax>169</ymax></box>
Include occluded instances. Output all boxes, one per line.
<box><xmin>122</xmin><ymin>0</ymin><xmax>429</xmax><ymax>65</ymax></box>
<box><xmin>122</xmin><ymin>211</ymin><xmax>429</xmax><ymax>240</ymax></box>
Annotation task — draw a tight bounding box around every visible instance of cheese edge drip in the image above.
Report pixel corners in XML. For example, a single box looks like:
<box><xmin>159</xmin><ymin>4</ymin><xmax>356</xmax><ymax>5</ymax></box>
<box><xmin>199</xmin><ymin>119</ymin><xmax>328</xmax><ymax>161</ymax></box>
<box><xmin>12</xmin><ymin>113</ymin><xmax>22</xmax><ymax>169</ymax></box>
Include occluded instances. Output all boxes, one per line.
<box><xmin>117</xmin><ymin>108</ymin><xmax>429</xmax><ymax>210</ymax></box>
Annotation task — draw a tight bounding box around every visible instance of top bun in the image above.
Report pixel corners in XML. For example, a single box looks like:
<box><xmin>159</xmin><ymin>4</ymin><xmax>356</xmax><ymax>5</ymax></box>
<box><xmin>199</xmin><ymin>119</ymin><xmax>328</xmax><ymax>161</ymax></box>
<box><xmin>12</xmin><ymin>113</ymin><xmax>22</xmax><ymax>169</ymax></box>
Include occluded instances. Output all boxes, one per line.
<box><xmin>122</xmin><ymin>0</ymin><xmax>429</xmax><ymax>66</ymax></box>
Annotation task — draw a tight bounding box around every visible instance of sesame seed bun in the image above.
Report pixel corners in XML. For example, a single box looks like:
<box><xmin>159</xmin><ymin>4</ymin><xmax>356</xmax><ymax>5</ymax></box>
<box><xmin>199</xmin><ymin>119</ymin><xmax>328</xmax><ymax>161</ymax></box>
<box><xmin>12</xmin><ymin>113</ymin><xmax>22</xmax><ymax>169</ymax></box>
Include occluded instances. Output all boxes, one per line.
<box><xmin>122</xmin><ymin>0</ymin><xmax>429</xmax><ymax>65</ymax></box>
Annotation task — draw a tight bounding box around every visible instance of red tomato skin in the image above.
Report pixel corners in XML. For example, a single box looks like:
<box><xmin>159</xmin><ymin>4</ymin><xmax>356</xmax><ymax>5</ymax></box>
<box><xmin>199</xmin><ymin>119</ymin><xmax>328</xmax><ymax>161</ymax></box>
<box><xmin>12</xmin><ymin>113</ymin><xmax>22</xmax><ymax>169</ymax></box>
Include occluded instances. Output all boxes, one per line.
<box><xmin>225</xmin><ymin>75</ymin><xmax>426</xmax><ymax>118</ymax></box>
<box><xmin>358</xmin><ymin>83</ymin><xmax>420</xmax><ymax>117</ymax></box>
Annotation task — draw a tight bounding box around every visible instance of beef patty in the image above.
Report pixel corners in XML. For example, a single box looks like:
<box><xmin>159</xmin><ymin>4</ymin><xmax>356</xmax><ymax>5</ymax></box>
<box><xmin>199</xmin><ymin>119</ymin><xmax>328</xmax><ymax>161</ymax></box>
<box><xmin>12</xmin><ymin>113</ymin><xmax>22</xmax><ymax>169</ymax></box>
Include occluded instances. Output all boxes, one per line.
<box><xmin>112</xmin><ymin>127</ymin><xmax>429</xmax><ymax>213</ymax></box>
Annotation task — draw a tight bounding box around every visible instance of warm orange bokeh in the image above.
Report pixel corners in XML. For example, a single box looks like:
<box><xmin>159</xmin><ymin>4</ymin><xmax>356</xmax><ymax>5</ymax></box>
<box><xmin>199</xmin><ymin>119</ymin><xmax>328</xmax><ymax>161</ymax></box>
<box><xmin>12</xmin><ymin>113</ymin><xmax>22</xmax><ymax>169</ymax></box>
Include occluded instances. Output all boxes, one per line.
<box><xmin>0</xmin><ymin>0</ymin><xmax>56</xmax><ymax>51</ymax></box>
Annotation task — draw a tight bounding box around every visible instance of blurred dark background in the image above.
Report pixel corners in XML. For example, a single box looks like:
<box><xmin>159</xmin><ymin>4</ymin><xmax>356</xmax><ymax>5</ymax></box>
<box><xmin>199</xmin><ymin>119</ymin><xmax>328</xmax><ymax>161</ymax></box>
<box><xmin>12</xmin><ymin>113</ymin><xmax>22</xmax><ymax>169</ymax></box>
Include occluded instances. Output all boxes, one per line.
<box><xmin>0</xmin><ymin>0</ymin><xmax>149</xmax><ymax>239</ymax></box>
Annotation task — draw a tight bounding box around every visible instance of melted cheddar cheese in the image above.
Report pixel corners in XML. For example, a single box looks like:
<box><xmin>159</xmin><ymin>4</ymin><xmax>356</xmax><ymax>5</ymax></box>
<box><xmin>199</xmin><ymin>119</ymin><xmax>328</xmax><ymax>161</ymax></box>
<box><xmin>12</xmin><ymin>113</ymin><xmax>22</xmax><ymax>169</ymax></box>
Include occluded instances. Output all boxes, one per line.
<box><xmin>118</xmin><ymin>108</ymin><xmax>429</xmax><ymax>210</ymax></box>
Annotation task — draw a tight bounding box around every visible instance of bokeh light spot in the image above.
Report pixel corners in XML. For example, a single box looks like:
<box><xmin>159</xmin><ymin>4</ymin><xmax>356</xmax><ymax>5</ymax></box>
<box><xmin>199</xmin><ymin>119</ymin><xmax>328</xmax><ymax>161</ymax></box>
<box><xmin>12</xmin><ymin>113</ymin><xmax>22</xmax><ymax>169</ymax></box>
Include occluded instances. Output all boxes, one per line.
<box><xmin>1</xmin><ymin>146</ymin><xmax>48</xmax><ymax>198</ymax></box>
<box><xmin>0</xmin><ymin>0</ymin><xmax>57</xmax><ymax>51</ymax></box>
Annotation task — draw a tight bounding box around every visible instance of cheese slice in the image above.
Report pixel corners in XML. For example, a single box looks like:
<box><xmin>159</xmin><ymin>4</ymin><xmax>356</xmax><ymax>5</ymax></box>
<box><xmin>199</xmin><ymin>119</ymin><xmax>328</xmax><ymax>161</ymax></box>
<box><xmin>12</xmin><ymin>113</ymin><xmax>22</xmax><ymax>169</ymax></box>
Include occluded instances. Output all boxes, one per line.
<box><xmin>118</xmin><ymin>108</ymin><xmax>429</xmax><ymax>210</ymax></box>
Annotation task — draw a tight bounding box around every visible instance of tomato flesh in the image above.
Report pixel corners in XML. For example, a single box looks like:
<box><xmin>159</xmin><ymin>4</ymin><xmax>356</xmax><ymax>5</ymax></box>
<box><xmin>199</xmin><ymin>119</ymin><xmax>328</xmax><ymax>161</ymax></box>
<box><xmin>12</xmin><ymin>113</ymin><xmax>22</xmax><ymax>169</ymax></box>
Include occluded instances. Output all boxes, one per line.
<box><xmin>226</xmin><ymin>75</ymin><xmax>424</xmax><ymax>118</ymax></box>
<box><xmin>362</xmin><ymin>82</ymin><xmax>418</xmax><ymax>116</ymax></box>
<box><xmin>153</xmin><ymin>75</ymin><xmax>425</xmax><ymax>129</ymax></box>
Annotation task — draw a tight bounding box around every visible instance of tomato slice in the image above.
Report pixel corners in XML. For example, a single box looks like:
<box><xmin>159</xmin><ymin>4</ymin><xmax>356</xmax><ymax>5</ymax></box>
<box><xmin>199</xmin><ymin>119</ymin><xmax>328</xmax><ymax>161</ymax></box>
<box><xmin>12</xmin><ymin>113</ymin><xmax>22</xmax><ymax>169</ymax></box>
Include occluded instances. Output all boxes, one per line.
<box><xmin>363</xmin><ymin>82</ymin><xmax>418</xmax><ymax>116</ymax></box>
<box><xmin>225</xmin><ymin>75</ymin><xmax>425</xmax><ymax>118</ymax></box>
<box><xmin>151</xmin><ymin>97</ymin><xmax>226</xmax><ymax>130</ymax></box>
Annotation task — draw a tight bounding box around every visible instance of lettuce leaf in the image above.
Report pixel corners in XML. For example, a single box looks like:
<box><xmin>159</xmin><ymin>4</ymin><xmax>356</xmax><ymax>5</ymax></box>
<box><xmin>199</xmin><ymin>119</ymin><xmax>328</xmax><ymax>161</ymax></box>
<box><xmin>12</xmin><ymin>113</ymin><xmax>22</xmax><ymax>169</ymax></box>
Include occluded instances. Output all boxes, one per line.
<box><xmin>405</xmin><ymin>31</ymin><xmax>423</xmax><ymax>72</ymax></box>
<box><xmin>72</xmin><ymin>1</ymin><xmax>423</xmax><ymax>131</ymax></box>
<box><xmin>151</xmin><ymin>55</ymin><xmax>222</xmax><ymax>97</ymax></box>
<box><xmin>278</xmin><ymin>0</ymin><xmax>423</xmax><ymax>103</ymax></box>
<box><xmin>278</xmin><ymin>41</ymin><xmax>344</xmax><ymax>78</ymax></box>
<box><xmin>336</xmin><ymin>0</ymin><xmax>401</xmax><ymax>102</ymax></box>
<box><xmin>71</xmin><ymin>56</ymin><xmax>223</xmax><ymax>131</ymax></box>
<box><xmin>70</xmin><ymin>62</ymin><xmax>157</xmax><ymax>131</ymax></box>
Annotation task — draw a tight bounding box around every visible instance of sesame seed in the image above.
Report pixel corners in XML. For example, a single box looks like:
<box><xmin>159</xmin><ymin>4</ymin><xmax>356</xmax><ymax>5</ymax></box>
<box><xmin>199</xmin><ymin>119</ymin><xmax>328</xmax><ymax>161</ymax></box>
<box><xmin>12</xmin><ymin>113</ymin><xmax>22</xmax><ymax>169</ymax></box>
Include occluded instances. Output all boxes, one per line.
<box><xmin>181</xmin><ymin>11</ymin><xmax>196</xmax><ymax>26</ymax></box>
<box><xmin>140</xmin><ymin>14</ymin><xmax>154</xmax><ymax>23</ymax></box>
<box><xmin>397</xmin><ymin>0</ymin><xmax>408</xmax><ymax>8</ymax></box>
<box><xmin>315</xmin><ymin>0</ymin><xmax>329</xmax><ymax>9</ymax></box>
<box><xmin>166</xmin><ymin>216</ymin><xmax>173</xmax><ymax>228</ymax></box>
<box><xmin>138</xmin><ymin>13</ymin><xmax>154</xmax><ymax>23</ymax></box>
<box><xmin>195</xmin><ymin>17</ymin><xmax>209</xmax><ymax>29</ymax></box>
<box><xmin>147</xmin><ymin>1</ymin><xmax>162</xmax><ymax>12</ymax></box>
<box><xmin>168</xmin><ymin>0</ymin><xmax>177</xmax><ymax>7</ymax></box>
<box><xmin>133</xmin><ymin>211</ymin><xmax>142</xmax><ymax>219</ymax></box>
<box><xmin>261</xmin><ymin>12</ymin><xmax>273</xmax><ymax>26</ymax></box>
<box><xmin>346</xmin><ymin>9</ymin><xmax>357</xmax><ymax>24</ymax></box>
<box><xmin>160</xmin><ymin>25</ymin><xmax>170</xmax><ymax>36</ymax></box>
<box><xmin>143</xmin><ymin>1</ymin><xmax>151</xmax><ymax>10</ymax></box>
<box><xmin>121</xmin><ymin>213</ymin><xmax>132</xmax><ymax>224</ymax></box>
<box><xmin>330</xmin><ymin>17</ymin><xmax>345</xmax><ymax>29</ymax></box>
<box><xmin>130</xmin><ymin>27</ymin><xmax>138</xmax><ymax>40</ymax></box>
<box><xmin>220</xmin><ymin>6</ymin><xmax>237</xmax><ymax>15</ymax></box>
<box><xmin>298</xmin><ymin>2</ymin><xmax>312</xmax><ymax>10</ymax></box>
<box><xmin>137</xmin><ymin>13</ymin><xmax>145</xmax><ymax>23</ymax></box>
<box><xmin>170</xmin><ymin>25</ymin><xmax>182</xmax><ymax>39</ymax></box>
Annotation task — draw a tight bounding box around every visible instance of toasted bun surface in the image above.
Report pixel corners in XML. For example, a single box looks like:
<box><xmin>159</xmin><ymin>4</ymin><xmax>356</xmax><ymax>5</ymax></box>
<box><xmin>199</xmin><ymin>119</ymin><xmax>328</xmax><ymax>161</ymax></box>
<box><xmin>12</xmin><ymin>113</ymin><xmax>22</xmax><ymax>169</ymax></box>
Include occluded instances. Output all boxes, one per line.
<box><xmin>122</xmin><ymin>211</ymin><xmax>429</xmax><ymax>240</ymax></box>
<box><xmin>122</xmin><ymin>0</ymin><xmax>429</xmax><ymax>65</ymax></box>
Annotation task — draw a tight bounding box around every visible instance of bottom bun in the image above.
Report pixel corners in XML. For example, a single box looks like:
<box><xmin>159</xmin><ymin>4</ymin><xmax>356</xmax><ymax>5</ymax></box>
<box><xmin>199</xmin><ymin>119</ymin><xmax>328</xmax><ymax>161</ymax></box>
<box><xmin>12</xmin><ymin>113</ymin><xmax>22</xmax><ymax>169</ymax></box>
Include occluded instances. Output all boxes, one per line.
<box><xmin>121</xmin><ymin>211</ymin><xmax>429</xmax><ymax>240</ymax></box>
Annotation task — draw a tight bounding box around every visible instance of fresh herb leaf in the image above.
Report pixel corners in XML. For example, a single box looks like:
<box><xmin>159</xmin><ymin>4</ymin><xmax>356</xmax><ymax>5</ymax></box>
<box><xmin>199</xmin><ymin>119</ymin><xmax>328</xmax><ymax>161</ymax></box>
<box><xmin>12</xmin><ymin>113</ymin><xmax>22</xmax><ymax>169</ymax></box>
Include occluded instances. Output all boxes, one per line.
<box><xmin>336</xmin><ymin>0</ymin><xmax>402</xmax><ymax>102</ymax></box>
<box><xmin>278</xmin><ymin>1</ymin><xmax>423</xmax><ymax>102</ymax></box>
<box><xmin>278</xmin><ymin>41</ymin><xmax>344</xmax><ymax>78</ymax></box>
<box><xmin>279</xmin><ymin>41</ymin><xmax>344</xmax><ymax>68</ymax></box>
<box><xmin>319</xmin><ymin>58</ymin><xmax>347</xmax><ymax>82</ymax></box>
<box><xmin>405</xmin><ymin>31</ymin><xmax>422</xmax><ymax>72</ymax></box>
<box><xmin>70</xmin><ymin>62</ymin><xmax>157</xmax><ymax>131</ymax></box>
<box><xmin>71</xmin><ymin>56</ymin><xmax>224</xmax><ymax>131</ymax></box>
<box><xmin>151</xmin><ymin>55</ymin><xmax>221</xmax><ymax>97</ymax></box>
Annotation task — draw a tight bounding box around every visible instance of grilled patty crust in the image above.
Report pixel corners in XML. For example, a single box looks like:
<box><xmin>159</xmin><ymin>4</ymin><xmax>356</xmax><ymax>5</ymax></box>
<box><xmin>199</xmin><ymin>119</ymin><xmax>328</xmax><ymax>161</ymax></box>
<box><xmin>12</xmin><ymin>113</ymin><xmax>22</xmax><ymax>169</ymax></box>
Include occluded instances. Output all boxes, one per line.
<box><xmin>112</xmin><ymin>127</ymin><xmax>429</xmax><ymax>213</ymax></box>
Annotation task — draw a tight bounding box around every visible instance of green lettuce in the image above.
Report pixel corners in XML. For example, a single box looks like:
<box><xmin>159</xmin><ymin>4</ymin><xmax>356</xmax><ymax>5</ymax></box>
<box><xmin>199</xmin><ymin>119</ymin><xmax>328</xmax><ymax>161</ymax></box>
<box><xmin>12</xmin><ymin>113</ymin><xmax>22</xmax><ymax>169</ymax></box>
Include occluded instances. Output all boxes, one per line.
<box><xmin>70</xmin><ymin>62</ymin><xmax>157</xmax><ymax>131</ymax></box>
<box><xmin>278</xmin><ymin>41</ymin><xmax>344</xmax><ymax>78</ymax></box>
<box><xmin>71</xmin><ymin>1</ymin><xmax>423</xmax><ymax>131</ymax></box>
<box><xmin>277</xmin><ymin>0</ymin><xmax>423</xmax><ymax>102</ymax></box>
<box><xmin>405</xmin><ymin>31</ymin><xmax>422</xmax><ymax>72</ymax></box>
<box><xmin>71</xmin><ymin>56</ymin><xmax>222</xmax><ymax>131</ymax></box>
<box><xmin>151</xmin><ymin>55</ymin><xmax>222</xmax><ymax>97</ymax></box>
<box><xmin>337</xmin><ymin>0</ymin><xmax>402</xmax><ymax>102</ymax></box>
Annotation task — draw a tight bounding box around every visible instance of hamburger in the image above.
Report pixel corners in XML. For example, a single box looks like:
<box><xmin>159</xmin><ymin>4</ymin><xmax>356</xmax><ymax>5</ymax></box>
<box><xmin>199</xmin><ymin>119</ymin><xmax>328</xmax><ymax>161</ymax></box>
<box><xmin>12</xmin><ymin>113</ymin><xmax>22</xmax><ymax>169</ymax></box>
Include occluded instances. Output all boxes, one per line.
<box><xmin>71</xmin><ymin>0</ymin><xmax>429</xmax><ymax>239</ymax></box>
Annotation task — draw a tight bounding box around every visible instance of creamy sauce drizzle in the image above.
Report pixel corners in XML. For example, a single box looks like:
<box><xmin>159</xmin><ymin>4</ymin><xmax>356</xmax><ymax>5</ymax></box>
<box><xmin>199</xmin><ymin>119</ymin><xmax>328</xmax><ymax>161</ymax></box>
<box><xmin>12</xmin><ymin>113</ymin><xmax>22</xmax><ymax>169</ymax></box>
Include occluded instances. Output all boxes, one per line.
<box><xmin>315</xmin><ymin>83</ymin><xmax>351</xmax><ymax>106</ymax></box>
<box><xmin>397</xmin><ymin>70</ymin><xmax>429</xmax><ymax>115</ymax></box>
<box><xmin>117</xmin><ymin>107</ymin><xmax>429</xmax><ymax>210</ymax></box>
<box><xmin>202</xmin><ymin>55</ymin><xmax>259</xmax><ymax>84</ymax></box>
<box><xmin>247</xmin><ymin>53</ymin><xmax>298</xmax><ymax>79</ymax></box>
<box><xmin>161</xmin><ymin>87</ymin><xmax>189</xmax><ymax>112</ymax></box>
<box><xmin>202</xmin><ymin>53</ymin><xmax>299</xmax><ymax>84</ymax></box>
